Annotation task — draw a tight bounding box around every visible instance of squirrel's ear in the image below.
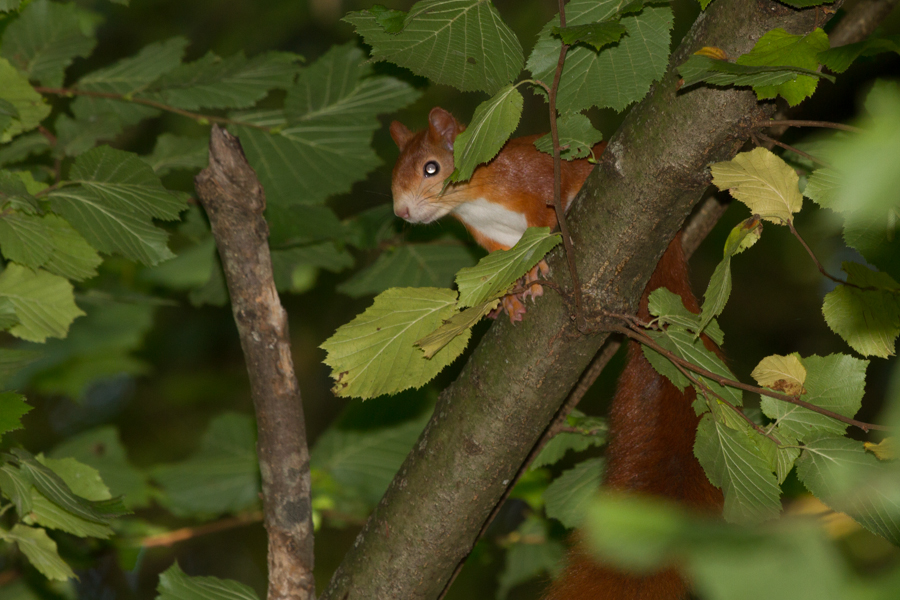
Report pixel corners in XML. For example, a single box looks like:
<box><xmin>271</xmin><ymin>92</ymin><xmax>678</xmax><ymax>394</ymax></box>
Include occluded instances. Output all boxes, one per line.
<box><xmin>428</xmin><ymin>107</ymin><xmax>462</xmax><ymax>151</ymax></box>
<box><xmin>390</xmin><ymin>121</ymin><xmax>413</xmax><ymax>150</ymax></box>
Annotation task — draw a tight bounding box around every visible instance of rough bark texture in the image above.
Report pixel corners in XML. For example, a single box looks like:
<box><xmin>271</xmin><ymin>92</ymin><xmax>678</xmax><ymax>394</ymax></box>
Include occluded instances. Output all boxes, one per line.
<box><xmin>195</xmin><ymin>126</ymin><xmax>315</xmax><ymax>600</ymax></box>
<box><xmin>320</xmin><ymin>2</ymin><xmax>845</xmax><ymax>599</ymax></box>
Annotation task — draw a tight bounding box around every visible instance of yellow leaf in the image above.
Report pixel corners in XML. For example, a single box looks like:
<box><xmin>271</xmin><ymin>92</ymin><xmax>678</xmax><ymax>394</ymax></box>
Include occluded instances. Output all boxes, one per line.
<box><xmin>710</xmin><ymin>147</ymin><xmax>803</xmax><ymax>224</ymax></box>
<box><xmin>751</xmin><ymin>354</ymin><xmax>806</xmax><ymax>396</ymax></box>
<box><xmin>864</xmin><ymin>438</ymin><xmax>896</xmax><ymax>461</ymax></box>
<box><xmin>695</xmin><ymin>46</ymin><xmax>728</xmax><ymax>60</ymax></box>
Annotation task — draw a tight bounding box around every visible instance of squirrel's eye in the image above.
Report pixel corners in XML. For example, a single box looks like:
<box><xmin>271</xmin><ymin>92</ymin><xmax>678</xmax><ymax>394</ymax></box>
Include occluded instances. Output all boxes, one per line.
<box><xmin>423</xmin><ymin>160</ymin><xmax>440</xmax><ymax>177</ymax></box>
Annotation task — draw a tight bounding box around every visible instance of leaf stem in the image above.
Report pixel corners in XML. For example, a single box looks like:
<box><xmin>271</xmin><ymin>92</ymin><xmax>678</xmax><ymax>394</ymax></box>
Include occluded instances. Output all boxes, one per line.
<box><xmin>752</xmin><ymin>131</ymin><xmax>832</xmax><ymax>168</ymax></box>
<box><xmin>33</xmin><ymin>86</ymin><xmax>270</xmax><ymax>131</ymax></box>
<box><xmin>611</xmin><ymin>322</ymin><xmax>891</xmax><ymax>433</ymax></box>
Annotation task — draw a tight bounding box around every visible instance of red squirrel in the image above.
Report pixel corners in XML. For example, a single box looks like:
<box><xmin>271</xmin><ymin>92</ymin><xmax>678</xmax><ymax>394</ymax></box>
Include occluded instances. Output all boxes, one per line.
<box><xmin>389</xmin><ymin>107</ymin><xmax>723</xmax><ymax>599</ymax></box>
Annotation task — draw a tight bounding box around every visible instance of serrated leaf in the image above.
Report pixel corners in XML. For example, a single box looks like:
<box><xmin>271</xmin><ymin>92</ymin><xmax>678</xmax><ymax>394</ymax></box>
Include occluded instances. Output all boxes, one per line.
<box><xmin>752</xmin><ymin>354</ymin><xmax>806</xmax><ymax>396</ymax></box>
<box><xmin>646</xmin><ymin>287</ymin><xmax>724</xmax><ymax>346</ymax></box>
<box><xmin>450</xmin><ymin>84</ymin><xmax>523</xmax><ymax>183</ymax></box>
<box><xmin>710</xmin><ymin>147</ymin><xmax>803</xmax><ymax>224</ymax></box>
<box><xmin>735</xmin><ymin>28</ymin><xmax>830</xmax><ymax>106</ymax></box>
<box><xmin>0</xmin><ymin>391</ymin><xmax>30</xmax><ymax>438</ymax></box>
<box><xmin>337</xmin><ymin>243</ymin><xmax>476</xmax><ymax>298</ymax></box>
<box><xmin>370</xmin><ymin>5</ymin><xmax>406</xmax><ymax>33</ymax></box>
<box><xmin>456</xmin><ymin>227</ymin><xmax>560</xmax><ymax>307</ymax></box>
<box><xmin>54</xmin><ymin>112</ymin><xmax>122</xmax><ymax>157</ymax></box>
<box><xmin>344</xmin><ymin>0</ymin><xmax>524</xmax><ymax>95</ymax></box>
<box><xmin>527</xmin><ymin>2</ymin><xmax>673</xmax><ymax>113</ymax></box>
<box><xmin>803</xmin><ymin>167</ymin><xmax>840</xmax><ymax>209</ymax></box>
<box><xmin>416</xmin><ymin>299</ymin><xmax>498</xmax><ymax>358</ymax></box>
<box><xmin>818</xmin><ymin>35</ymin><xmax>900</xmax><ymax>74</ymax></box>
<box><xmin>822</xmin><ymin>262</ymin><xmax>900</xmax><ymax>358</ymax></box>
<box><xmin>532</xmin><ymin>426</ymin><xmax>607</xmax><ymax>470</ymax></box>
<box><xmin>678</xmin><ymin>55</ymin><xmax>829</xmax><ymax>92</ymax></box>
<box><xmin>797</xmin><ymin>436</ymin><xmax>900</xmax><ymax>545</ymax></box>
<box><xmin>544</xmin><ymin>457</ymin><xmax>603</xmax><ymax>528</ymax></box>
<box><xmin>41</xmin><ymin>214</ymin><xmax>102</xmax><ymax>280</ymax></box>
<box><xmin>0</xmin><ymin>211</ymin><xmax>53</xmax><ymax>268</ymax></box>
<box><xmin>0</xmin><ymin>169</ymin><xmax>43</xmax><ymax>212</ymax></box>
<box><xmin>770</xmin><ymin>427</ymin><xmax>800</xmax><ymax>484</ymax></box>
<box><xmin>642</xmin><ymin>330</ymin><xmax>691</xmax><ymax>391</ymax></box>
<box><xmin>5</xmin><ymin>524</ymin><xmax>75</xmax><ymax>581</ymax></box>
<box><xmin>760</xmin><ymin>354</ymin><xmax>867</xmax><ymax>443</ymax></box>
<box><xmin>697</xmin><ymin>256</ymin><xmax>731</xmax><ymax>337</ymax></box>
<box><xmin>0</xmin><ymin>463</ymin><xmax>33</xmax><ymax>516</ymax></box>
<box><xmin>865</xmin><ymin>438</ymin><xmax>896</xmax><ymax>461</ymax></box>
<box><xmin>0</xmin><ymin>0</ymin><xmax>98</xmax><ymax>88</ymax></box>
<box><xmin>0</xmin><ymin>264</ymin><xmax>84</xmax><ymax>342</ymax></box>
<box><xmin>50</xmin><ymin>426</ymin><xmax>151</xmax><ymax>509</ymax></box>
<box><xmin>321</xmin><ymin>287</ymin><xmax>469</xmax><ymax>399</ymax></box>
<box><xmin>75</xmin><ymin>37</ymin><xmax>187</xmax><ymax>95</ymax></box>
<box><xmin>0</xmin><ymin>131</ymin><xmax>51</xmax><ymax>166</ymax></box>
<box><xmin>152</xmin><ymin>413</ymin><xmax>259</xmax><ymax>517</ymax></box>
<box><xmin>310</xmin><ymin>415</ymin><xmax>426</xmax><ymax>506</ymax></box>
<box><xmin>234</xmin><ymin>44</ymin><xmax>420</xmax><ymax>207</ymax></box>
<box><xmin>0</xmin><ymin>348</ymin><xmax>41</xmax><ymax>389</ymax></box>
<box><xmin>0</xmin><ymin>58</ymin><xmax>51</xmax><ymax>142</ymax></box>
<box><xmin>156</xmin><ymin>562</ymin><xmax>260</xmax><ymax>600</ymax></box>
<box><xmin>533</xmin><ymin>112</ymin><xmax>604</xmax><ymax>160</ymax></box>
<box><xmin>49</xmin><ymin>146</ymin><xmax>187</xmax><ymax>265</ymax></box>
<box><xmin>694</xmin><ymin>414</ymin><xmax>781</xmax><ymax>524</ymax></box>
<box><xmin>553</xmin><ymin>22</ymin><xmax>627</xmax><ymax>52</ymax></box>
<box><xmin>723</xmin><ymin>216</ymin><xmax>762</xmax><ymax>256</ymax></box>
<box><xmin>147</xmin><ymin>51</ymin><xmax>300</xmax><ymax>111</ymax></box>
<box><xmin>143</xmin><ymin>134</ymin><xmax>209</xmax><ymax>176</ymax></box>
<box><xmin>268</xmin><ymin>204</ymin><xmax>346</xmax><ymax>247</ymax></box>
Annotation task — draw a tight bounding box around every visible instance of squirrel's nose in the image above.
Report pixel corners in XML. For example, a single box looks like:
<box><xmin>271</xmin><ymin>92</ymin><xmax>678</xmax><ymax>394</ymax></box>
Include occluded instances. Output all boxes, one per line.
<box><xmin>395</xmin><ymin>205</ymin><xmax>410</xmax><ymax>220</ymax></box>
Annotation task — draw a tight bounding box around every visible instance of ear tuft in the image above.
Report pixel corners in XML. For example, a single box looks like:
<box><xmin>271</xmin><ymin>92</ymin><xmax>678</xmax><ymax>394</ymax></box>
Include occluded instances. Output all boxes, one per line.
<box><xmin>428</xmin><ymin>107</ymin><xmax>462</xmax><ymax>151</ymax></box>
<box><xmin>390</xmin><ymin>121</ymin><xmax>413</xmax><ymax>150</ymax></box>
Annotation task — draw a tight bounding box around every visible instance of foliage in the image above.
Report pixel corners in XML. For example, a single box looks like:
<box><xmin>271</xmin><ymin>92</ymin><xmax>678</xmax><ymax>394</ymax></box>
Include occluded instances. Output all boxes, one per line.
<box><xmin>0</xmin><ymin>0</ymin><xmax>898</xmax><ymax>599</ymax></box>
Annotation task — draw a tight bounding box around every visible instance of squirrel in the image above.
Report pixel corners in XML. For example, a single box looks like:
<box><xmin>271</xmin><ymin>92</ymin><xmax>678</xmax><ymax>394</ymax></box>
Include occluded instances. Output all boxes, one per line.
<box><xmin>389</xmin><ymin>107</ymin><xmax>723</xmax><ymax>599</ymax></box>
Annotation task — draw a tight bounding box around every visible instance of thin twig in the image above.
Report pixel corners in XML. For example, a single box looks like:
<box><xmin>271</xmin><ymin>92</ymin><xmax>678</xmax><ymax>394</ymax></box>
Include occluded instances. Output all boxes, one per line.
<box><xmin>787</xmin><ymin>221</ymin><xmax>851</xmax><ymax>286</ymax></box>
<box><xmin>139</xmin><ymin>512</ymin><xmax>264</xmax><ymax>548</ymax></box>
<box><xmin>34</xmin><ymin>86</ymin><xmax>270</xmax><ymax>131</ymax></box>
<box><xmin>754</xmin><ymin>131</ymin><xmax>832</xmax><ymax>168</ymax></box>
<box><xmin>547</xmin><ymin>0</ymin><xmax>587</xmax><ymax>332</ymax></box>
<box><xmin>612</xmin><ymin>323</ymin><xmax>891</xmax><ymax>433</ymax></box>
<box><xmin>757</xmin><ymin>119</ymin><xmax>863</xmax><ymax>134</ymax></box>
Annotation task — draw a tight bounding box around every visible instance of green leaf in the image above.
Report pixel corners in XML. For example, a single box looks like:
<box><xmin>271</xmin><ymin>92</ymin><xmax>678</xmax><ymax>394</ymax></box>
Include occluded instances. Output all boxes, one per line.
<box><xmin>0</xmin><ymin>131</ymin><xmax>51</xmax><ymax>166</ymax></box>
<box><xmin>0</xmin><ymin>58</ymin><xmax>51</xmax><ymax>142</ymax></box>
<box><xmin>0</xmin><ymin>348</ymin><xmax>41</xmax><ymax>389</ymax></box>
<box><xmin>156</xmin><ymin>562</ymin><xmax>260</xmax><ymax>600</ymax></box>
<box><xmin>694</xmin><ymin>414</ymin><xmax>782</xmax><ymax>524</ymax></box>
<box><xmin>760</xmin><ymin>354</ymin><xmax>866</xmax><ymax>442</ymax></box>
<box><xmin>49</xmin><ymin>146</ymin><xmax>187</xmax><ymax>265</ymax></box>
<box><xmin>147</xmin><ymin>51</ymin><xmax>300</xmax><ymax>111</ymax></box>
<box><xmin>53</xmin><ymin>112</ymin><xmax>122</xmax><ymax>157</ymax></box>
<box><xmin>234</xmin><ymin>44</ymin><xmax>420</xmax><ymax>207</ymax></box>
<box><xmin>803</xmin><ymin>167</ymin><xmax>841</xmax><ymax>209</ymax></box>
<box><xmin>143</xmin><ymin>134</ymin><xmax>210</xmax><ymax>176</ymax></box>
<box><xmin>0</xmin><ymin>463</ymin><xmax>33</xmax><ymax>516</ymax></box>
<box><xmin>268</xmin><ymin>204</ymin><xmax>346</xmax><ymax>247</ymax></box>
<box><xmin>527</xmin><ymin>2</ymin><xmax>673</xmax><ymax>113</ymax></box>
<box><xmin>0</xmin><ymin>211</ymin><xmax>53</xmax><ymax>268</ymax></box>
<box><xmin>553</xmin><ymin>21</ymin><xmax>627</xmax><ymax>52</ymax></box>
<box><xmin>544</xmin><ymin>457</ymin><xmax>603</xmax><ymax>528</ymax></box>
<box><xmin>271</xmin><ymin>242</ymin><xmax>353</xmax><ymax>292</ymax></box>
<box><xmin>344</xmin><ymin>0</ymin><xmax>525</xmax><ymax>95</ymax></box>
<box><xmin>735</xmin><ymin>28</ymin><xmax>830</xmax><ymax>106</ymax></box>
<box><xmin>311</xmin><ymin>415</ymin><xmax>426</xmax><ymax>506</ymax></box>
<box><xmin>0</xmin><ymin>264</ymin><xmax>84</xmax><ymax>342</ymax></box>
<box><xmin>415</xmin><ymin>299</ymin><xmax>498</xmax><ymax>358</ymax></box>
<box><xmin>723</xmin><ymin>215</ymin><xmax>763</xmax><ymax>256</ymax></box>
<box><xmin>0</xmin><ymin>0</ymin><xmax>98</xmax><ymax>88</ymax></box>
<box><xmin>0</xmin><ymin>392</ymin><xmax>30</xmax><ymax>438</ymax></box>
<box><xmin>497</xmin><ymin>518</ymin><xmax>564</xmax><ymax>599</ymax></box>
<box><xmin>532</xmin><ymin>421</ymin><xmax>607</xmax><ymax>470</ymax></box>
<box><xmin>337</xmin><ymin>243</ymin><xmax>477</xmax><ymax>298</ymax></box>
<box><xmin>321</xmin><ymin>287</ymin><xmax>469</xmax><ymax>399</ymax></box>
<box><xmin>818</xmin><ymin>35</ymin><xmax>900</xmax><ymax>74</ymax></box>
<box><xmin>796</xmin><ymin>436</ymin><xmax>900</xmax><ymax>545</ymax></box>
<box><xmin>369</xmin><ymin>4</ymin><xmax>406</xmax><ymax>33</ymax></box>
<box><xmin>4</xmin><ymin>524</ymin><xmax>75</xmax><ymax>581</ymax></box>
<box><xmin>450</xmin><ymin>84</ymin><xmax>523</xmax><ymax>183</ymax></box>
<box><xmin>646</xmin><ymin>287</ymin><xmax>724</xmax><ymax>345</ymax></box>
<box><xmin>822</xmin><ymin>262</ymin><xmax>900</xmax><ymax>358</ymax></box>
<box><xmin>710</xmin><ymin>147</ymin><xmax>803</xmax><ymax>224</ymax></box>
<box><xmin>50</xmin><ymin>426</ymin><xmax>151</xmax><ymax>509</ymax></box>
<box><xmin>678</xmin><ymin>55</ymin><xmax>831</xmax><ymax>92</ymax></box>
<box><xmin>698</xmin><ymin>256</ymin><xmax>731</xmax><ymax>338</ymax></box>
<box><xmin>456</xmin><ymin>227</ymin><xmax>560</xmax><ymax>307</ymax></box>
<box><xmin>533</xmin><ymin>112</ymin><xmax>604</xmax><ymax>160</ymax></box>
<box><xmin>41</xmin><ymin>214</ymin><xmax>103</xmax><ymax>280</ymax></box>
<box><xmin>152</xmin><ymin>413</ymin><xmax>260</xmax><ymax>517</ymax></box>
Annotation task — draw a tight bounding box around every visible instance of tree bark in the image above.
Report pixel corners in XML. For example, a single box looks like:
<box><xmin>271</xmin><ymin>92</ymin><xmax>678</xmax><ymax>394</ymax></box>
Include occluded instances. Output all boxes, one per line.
<box><xmin>321</xmin><ymin>1</ymin><xmax>846</xmax><ymax>599</ymax></box>
<box><xmin>195</xmin><ymin>126</ymin><xmax>315</xmax><ymax>600</ymax></box>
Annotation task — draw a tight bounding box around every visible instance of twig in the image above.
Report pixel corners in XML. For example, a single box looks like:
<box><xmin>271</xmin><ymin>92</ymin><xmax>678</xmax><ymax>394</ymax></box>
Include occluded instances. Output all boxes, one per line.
<box><xmin>757</xmin><ymin>119</ymin><xmax>863</xmax><ymax>134</ymax></box>
<box><xmin>787</xmin><ymin>221</ymin><xmax>850</xmax><ymax>286</ymax></box>
<box><xmin>753</xmin><ymin>131</ymin><xmax>832</xmax><ymax>168</ymax></box>
<box><xmin>195</xmin><ymin>126</ymin><xmax>315</xmax><ymax>600</ymax></box>
<box><xmin>139</xmin><ymin>512</ymin><xmax>263</xmax><ymax>548</ymax></box>
<box><xmin>612</xmin><ymin>323</ymin><xmax>891</xmax><ymax>433</ymax></box>
<box><xmin>547</xmin><ymin>0</ymin><xmax>587</xmax><ymax>332</ymax></box>
<box><xmin>34</xmin><ymin>86</ymin><xmax>269</xmax><ymax>131</ymax></box>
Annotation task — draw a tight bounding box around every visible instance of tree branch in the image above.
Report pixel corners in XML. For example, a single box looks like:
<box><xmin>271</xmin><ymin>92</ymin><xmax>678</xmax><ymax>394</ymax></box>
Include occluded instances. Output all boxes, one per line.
<box><xmin>320</xmin><ymin>3</ymin><xmax>848</xmax><ymax>599</ymax></box>
<box><xmin>195</xmin><ymin>126</ymin><xmax>315</xmax><ymax>600</ymax></box>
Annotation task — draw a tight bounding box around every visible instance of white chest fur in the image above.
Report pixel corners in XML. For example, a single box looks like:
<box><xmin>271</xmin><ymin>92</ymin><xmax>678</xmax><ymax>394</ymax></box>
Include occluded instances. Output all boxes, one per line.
<box><xmin>452</xmin><ymin>198</ymin><xmax>528</xmax><ymax>249</ymax></box>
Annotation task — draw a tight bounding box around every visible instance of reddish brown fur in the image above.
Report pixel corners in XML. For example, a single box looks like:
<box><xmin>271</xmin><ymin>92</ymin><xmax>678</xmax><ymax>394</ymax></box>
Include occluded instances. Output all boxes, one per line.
<box><xmin>544</xmin><ymin>237</ymin><xmax>724</xmax><ymax>600</ymax></box>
